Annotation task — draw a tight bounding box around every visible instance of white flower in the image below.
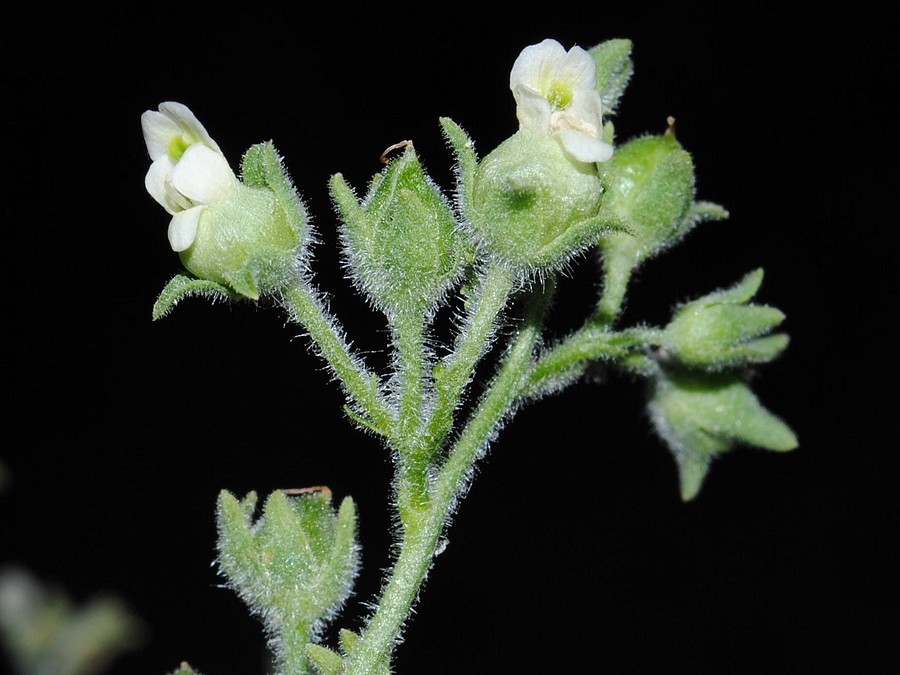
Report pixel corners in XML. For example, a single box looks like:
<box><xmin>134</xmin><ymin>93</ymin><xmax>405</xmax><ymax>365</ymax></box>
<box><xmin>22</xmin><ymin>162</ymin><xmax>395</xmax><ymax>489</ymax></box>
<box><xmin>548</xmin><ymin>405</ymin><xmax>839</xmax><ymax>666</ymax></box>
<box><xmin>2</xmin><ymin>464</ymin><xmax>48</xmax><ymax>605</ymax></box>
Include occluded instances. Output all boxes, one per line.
<box><xmin>141</xmin><ymin>102</ymin><xmax>238</xmax><ymax>252</ymax></box>
<box><xmin>510</xmin><ymin>39</ymin><xmax>613</xmax><ymax>164</ymax></box>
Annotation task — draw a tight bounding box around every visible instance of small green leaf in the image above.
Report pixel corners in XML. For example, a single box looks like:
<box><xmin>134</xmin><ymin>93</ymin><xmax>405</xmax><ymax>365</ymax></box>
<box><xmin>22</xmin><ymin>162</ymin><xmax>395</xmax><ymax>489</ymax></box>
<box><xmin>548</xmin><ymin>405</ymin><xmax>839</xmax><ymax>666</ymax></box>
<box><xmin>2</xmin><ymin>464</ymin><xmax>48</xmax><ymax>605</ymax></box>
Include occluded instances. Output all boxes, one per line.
<box><xmin>588</xmin><ymin>38</ymin><xmax>634</xmax><ymax>116</ymax></box>
<box><xmin>152</xmin><ymin>274</ymin><xmax>233</xmax><ymax>320</ymax></box>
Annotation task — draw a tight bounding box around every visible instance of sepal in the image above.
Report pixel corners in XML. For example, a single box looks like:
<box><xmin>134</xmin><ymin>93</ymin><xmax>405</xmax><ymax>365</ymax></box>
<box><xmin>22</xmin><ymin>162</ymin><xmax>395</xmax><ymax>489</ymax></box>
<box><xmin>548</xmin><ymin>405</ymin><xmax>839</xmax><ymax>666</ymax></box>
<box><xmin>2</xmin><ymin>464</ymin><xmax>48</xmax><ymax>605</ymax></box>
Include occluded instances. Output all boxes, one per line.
<box><xmin>469</xmin><ymin>128</ymin><xmax>605</xmax><ymax>274</ymax></box>
<box><xmin>331</xmin><ymin>144</ymin><xmax>467</xmax><ymax>318</ymax></box>
<box><xmin>588</xmin><ymin>38</ymin><xmax>634</xmax><ymax>116</ymax></box>
<box><xmin>648</xmin><ymin>368</ymin><xmax>798</xmax><ymax>500</ymax></box>
<box><xmin>215</xmin><ymin>488</ymin><xmax>360</xmax><ymax>669</ymax></box>
<box><xmin>152</xmin><ymin>274</ymin><xmax>234</xmax><ymax>320</ymax></box>
<box><xmin>661</xmin><ymin>269</ymin><xmax>789</xmax><ymax>369</ymax></box>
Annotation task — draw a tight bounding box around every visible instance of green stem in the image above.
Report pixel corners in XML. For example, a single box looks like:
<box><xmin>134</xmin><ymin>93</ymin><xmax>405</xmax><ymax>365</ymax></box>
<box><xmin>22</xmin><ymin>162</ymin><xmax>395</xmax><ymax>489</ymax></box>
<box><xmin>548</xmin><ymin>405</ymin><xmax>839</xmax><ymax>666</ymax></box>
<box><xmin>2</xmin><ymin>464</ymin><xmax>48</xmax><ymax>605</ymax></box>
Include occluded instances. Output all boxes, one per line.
<box><xmin>345</xmin><ymin>285</ymin><xmax>550</xmax><ymax>674</ymax></box>
<box><xmin>280</xmin><ymin>281</ymin><xmax>393</xmax><ymax>437</ymax></box>
<box><xmin>527</xmin><ymin>326</ymin><xmax>663</xmax><ymax>398</ymax></box>
<box><xmin>276</xmin><ymin>619</ymin><xmax>312</xmax><ymax>675</ymax></box>
<box><xmin>423</xmin><ymin>264</ymin><xmax>516</xmax><ymax>451</ymax></box>
<box><xmin>393</xmin><ymin>310</ymin><xmax>431</xmax><ymax>521</ymax></box>
<box><xmin>593</xmin><ymin>252</ymin><xmax>633</xmax><ymax>327</ymax></box>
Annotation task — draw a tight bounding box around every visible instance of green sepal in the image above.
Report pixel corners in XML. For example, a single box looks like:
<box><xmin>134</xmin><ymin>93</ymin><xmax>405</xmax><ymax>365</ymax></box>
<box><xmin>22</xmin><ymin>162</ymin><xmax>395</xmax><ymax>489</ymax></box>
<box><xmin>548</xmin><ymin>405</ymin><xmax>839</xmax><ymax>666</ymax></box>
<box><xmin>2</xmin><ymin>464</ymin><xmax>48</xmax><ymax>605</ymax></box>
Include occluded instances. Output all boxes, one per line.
<box><xmin>469</xmin><ymin>128</ymin><xmax>605</xmax><ymax>275</ymax></box>
<box><xmin>648</xmin><ymin>369</ymin><xmax>798</xmax><ymax>500</ymax></box>
<box><xmin>662</xmin><ymin>269</ymin><xmax>790</xmax><ymax>369</ymax></box>
<box><xmin>440</xmin><ymin>116</ymin><xmax>478</xmax><ymax>216</ymax></box>
<box><xmin>331</xmin><ymin>144</ymin><xmax>467</xmax><ymax>318</ymax></box>
<box><xmin>168</xmin><ymin>662</ymin><xmax>205</xmax><ymax>675</ymax></box>
<box><xmin>215</xmin><ymin>489</ymin><xmax>360</xmax><ymax>670</ymax></box>
<box><xmin>689</xmin><ymin>200</ymin><xmax>729</xmax><ymax>225</ymax></box>
<box><xmin>306</xmin><ymin>644</ymin><xmax>344</xmax><ymax>675</ymax></box>
<box><xmin>588</xmin><ymin>38</ymin><xmax>634</xmax><ymax>116</ymax></box>
<box><xmin>152</xmin><ymin>274</ymin><xmax>234</xmax><ymax>320</ymax></box>
<box><xmin>240</xmin><ymin>141</ymin><xmax>308</xmax><ymax>245</ymax></box>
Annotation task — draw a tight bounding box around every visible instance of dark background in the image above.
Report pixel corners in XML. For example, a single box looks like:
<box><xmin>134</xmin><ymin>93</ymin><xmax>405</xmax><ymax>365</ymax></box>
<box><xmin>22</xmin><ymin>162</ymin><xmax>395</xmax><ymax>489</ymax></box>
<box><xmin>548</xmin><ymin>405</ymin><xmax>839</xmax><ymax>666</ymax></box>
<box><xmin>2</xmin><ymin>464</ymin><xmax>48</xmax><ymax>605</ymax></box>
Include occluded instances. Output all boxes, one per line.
<box><xmin>3</xmin><ymin>3</ymin><xmax>893</xmax><ymax>673</ymax></box>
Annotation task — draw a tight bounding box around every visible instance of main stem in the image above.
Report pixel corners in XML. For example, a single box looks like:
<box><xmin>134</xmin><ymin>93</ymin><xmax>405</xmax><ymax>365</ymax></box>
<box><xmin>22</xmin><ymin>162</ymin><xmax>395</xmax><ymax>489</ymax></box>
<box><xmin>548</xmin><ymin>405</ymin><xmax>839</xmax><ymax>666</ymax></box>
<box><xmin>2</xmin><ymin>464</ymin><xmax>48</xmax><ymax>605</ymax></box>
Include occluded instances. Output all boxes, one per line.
<box><xmin>345</xmin><ymin>281</ymin><xmax>550</xmax><ymax>674</ymax></box>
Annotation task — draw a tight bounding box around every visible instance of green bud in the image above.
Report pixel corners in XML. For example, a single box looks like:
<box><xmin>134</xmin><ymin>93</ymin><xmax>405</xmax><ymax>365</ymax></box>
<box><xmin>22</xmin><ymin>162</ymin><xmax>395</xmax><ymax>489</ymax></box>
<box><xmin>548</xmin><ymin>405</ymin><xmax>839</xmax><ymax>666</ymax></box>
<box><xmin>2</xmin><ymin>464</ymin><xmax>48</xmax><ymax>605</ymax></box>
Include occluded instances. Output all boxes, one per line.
<box><xmin>662</xmin><ymin>269</ymin><xmax>790</xmax><ymax>369</ymax></box>
<box><xmin>596</xmin><ymin>132</ymin><xmax>726</xmax><ymax>322</ymax></box>
<box><xmin>648</xmin><ymin>369</ymin><xmax>798</xmax><ymax>500</ymax></box>
<box><xmin>178</xmin><ymin>142</ymin><xmax>307</xmax><ymax>301</ymax></box>
<box><xmin>588</xmin><ymin>38</ymin><xmax>634</xmax><ymax>116</ymax></box>
<box><xmin>600</xmin><ymin>133</ymin><xmax>696</xmax><ymax>266</ymax></box>
<box><xmin>215</xmin><ymin>488</ymin><xmax>359</xmax><ymax>672</ymax></box>
<box><xmin>470</xmin><ymin>128</ymin><xmax>611</xmax><ymax>274</ymax></box>
<box><xmin>331</xmin><ymin>144</ymin><xmax>467</xmax><ymax>318</ymax></box>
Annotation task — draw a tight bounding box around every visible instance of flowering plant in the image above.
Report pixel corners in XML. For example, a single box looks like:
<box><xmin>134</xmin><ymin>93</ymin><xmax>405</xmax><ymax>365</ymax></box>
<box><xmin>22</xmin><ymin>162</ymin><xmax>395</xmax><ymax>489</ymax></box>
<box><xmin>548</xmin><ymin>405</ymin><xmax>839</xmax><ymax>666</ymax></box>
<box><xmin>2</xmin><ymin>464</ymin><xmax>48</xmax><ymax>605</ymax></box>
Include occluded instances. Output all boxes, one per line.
<box><xmin>143</xmin><ymin>38</ymin><xmax>795</xmax><ymax>674</ymax></box>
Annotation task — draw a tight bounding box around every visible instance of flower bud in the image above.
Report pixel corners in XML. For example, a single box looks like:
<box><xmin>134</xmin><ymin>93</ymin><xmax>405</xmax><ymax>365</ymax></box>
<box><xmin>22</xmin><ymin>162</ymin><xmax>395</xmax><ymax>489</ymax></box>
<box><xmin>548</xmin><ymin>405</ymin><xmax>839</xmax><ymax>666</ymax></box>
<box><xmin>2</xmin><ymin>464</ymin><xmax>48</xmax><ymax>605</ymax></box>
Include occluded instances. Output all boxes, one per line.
<box><xmin>216</xmin><ymin>489</ymin><xmax>359</xmax><ymax>669</ymax></box>
<box><xmin>662</xmin><ymin>269</ymin><xmax>789</xmax><ymax>369</ymax></box>
<box><xmin>600</xmin><ymin>132</ymin><xmax>696</xmax><ymax>267</ymax></box>
<box><xmin>330</xmin><ymin>144</ymin><xmax>467</xmax><ymax>318</ymax></box>
<box><xmin>648</xmin><ymin>369</ymin><xmax>797</xmax><ymax>500</ymax></box>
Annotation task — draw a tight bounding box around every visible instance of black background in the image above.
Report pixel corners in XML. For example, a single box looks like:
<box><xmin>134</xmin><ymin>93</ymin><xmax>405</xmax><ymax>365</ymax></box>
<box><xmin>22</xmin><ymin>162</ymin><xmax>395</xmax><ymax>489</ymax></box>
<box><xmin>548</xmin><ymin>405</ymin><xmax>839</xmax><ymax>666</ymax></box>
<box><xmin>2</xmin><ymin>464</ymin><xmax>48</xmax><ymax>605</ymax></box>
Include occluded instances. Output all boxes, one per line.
<box><xmin>3</xmin><ymin>3</ymin><xmax>894</xmax><ymax>673</ymax></box>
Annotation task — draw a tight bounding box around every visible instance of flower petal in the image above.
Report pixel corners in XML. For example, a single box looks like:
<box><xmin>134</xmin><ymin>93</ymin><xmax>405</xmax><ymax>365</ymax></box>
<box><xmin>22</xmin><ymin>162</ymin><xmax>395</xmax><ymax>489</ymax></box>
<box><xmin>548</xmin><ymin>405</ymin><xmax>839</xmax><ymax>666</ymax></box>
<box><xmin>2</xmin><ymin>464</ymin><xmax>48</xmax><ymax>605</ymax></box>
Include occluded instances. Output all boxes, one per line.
<box><xmin>556</xmin><ymin>131</ymin><xmax>614</xmax><ymax>163</ymax></box>
<box><xmin>141</xmin><ymin>110</ymin><xmax>182</xmax><ymax>161</ymax></box>
<box><xmin>513</xmin><ymin>84</ymin><xmax>552</xmax><ymax>131</ymax></box>
<box><xmin>557</xmin><ymin>45</ymin><xmax>597</xmax><ymax>92</ymax></box>
<box><xmin>158</xmin><ymin>101</ymin><xmax>222</xmax><ymax>155</ymax></box>
<box><xmin>510</xmin><ymin>38</ymin><xmax>566</xmax><ymax>93</ymax></box>
<box><xmin>145</xmin><ymin>156</ymin><xmax>178</xmax><ymax>214</ymax></box>
<box><xmin>170</xmin><ymin>145</ymin><xmax>236</xmax><ymax>204</ymax></box>
<box><xmin>168</xmin><ymin>206</ymin><xmax>205</xmax><ymax>252</ymax></box>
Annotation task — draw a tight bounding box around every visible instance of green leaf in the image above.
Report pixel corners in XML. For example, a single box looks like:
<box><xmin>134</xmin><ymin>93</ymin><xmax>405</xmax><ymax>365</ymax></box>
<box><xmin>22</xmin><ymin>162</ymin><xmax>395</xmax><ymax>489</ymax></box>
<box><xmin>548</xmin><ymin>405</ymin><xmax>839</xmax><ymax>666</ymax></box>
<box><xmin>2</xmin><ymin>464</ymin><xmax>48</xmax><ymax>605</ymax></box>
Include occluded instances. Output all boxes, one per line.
<box><xmin>588</xmin><ymin>38</ymin><xmax>634</xmax><ymax>116</ymax></box>
<box><xmin>152</xmin><ymin>274</ymin><xmax>233</xmax><ymax>320</ymax></box>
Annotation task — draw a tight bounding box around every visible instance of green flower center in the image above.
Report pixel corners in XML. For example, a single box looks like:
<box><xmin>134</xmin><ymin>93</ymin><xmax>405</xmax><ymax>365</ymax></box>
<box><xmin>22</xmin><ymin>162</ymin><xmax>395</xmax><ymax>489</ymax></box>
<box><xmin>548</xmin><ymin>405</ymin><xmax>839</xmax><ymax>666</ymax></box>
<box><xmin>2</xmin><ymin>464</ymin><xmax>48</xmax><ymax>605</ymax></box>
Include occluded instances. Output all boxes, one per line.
<box><xmin>168</xmin><ymin>134</ymin><xmax>192</xmax><ymax>160</ymax></box>
<box><xmin>545</xmin><ymin>80</ymin><xmax>573</xmax><ymax>110</ymax></box>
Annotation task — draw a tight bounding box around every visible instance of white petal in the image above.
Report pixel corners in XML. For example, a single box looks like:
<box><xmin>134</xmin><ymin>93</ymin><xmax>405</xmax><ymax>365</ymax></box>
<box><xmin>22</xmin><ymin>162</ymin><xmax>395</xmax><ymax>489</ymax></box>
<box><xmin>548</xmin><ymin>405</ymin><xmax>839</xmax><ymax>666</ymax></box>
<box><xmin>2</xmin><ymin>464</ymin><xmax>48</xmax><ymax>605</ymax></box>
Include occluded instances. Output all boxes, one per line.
<box><xmin>170</xmin><ymin>145</ymin><xmax>236</xmax><ymax>205</ymax></box>
<box><xmin>513</xmin><ymin>85</ymin><xmax>552</xmax><ymax>131</ymax></box>
<box><xmin>510</xmin><ymin>39</ymin><xmax>566</xmax><ymax>92</ymax></box>
<box><xmin>168</xmin><ymin>206</ymin><xmax>205</xmax><ymax>252</ymax></box>
<box><xmin>556</xmin><ymin>131</ymin><xmax>614</xmax><ymax>163</ymax></box>
<box><xmin>557</xmin><ymin>45</ymin><xmax>597</xmax><ymax>92</ymax></box>
<box><xmin>141</xmin><ymin>110</ymin><xmax>181</xmax><ymax>161</ymax></box>
<box><xmin>158</xmin><ymin>101</ymin><xmax>222</xmax><ymax>155</ymax></box>
<box><xmin>566</xmin><ymin>88</ymin><xmax>605</xmax><ymax>131</ymax></box>
<box><xmin>145</xmin><ymin>156</ymin><xmax>178</xmax><ymax>214</ymax></box>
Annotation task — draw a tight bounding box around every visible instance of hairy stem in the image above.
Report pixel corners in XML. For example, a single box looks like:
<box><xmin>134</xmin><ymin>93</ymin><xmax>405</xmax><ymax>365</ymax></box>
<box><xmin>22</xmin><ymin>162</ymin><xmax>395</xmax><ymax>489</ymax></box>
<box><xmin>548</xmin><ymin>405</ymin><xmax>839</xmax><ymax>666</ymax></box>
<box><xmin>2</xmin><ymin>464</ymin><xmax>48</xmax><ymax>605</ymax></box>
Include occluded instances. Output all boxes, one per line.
<box><xmin>280</xmin><ymin>281</ymin><xmax>394</xmax><ymax>437</ymax></box>
<box><xmin>345</xmin><ymin>284</ymin><xmax>551</xmax><ymax>673</ymax></box>
<box><xmin>527</xmin><ymin>325</ymin><xmax>663</xmax><ymax>398</ymax></box>
<box><xmin>423</xmin><ymin>264</ymin><xmax>516</xmax><ymax>451</ymax></box>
